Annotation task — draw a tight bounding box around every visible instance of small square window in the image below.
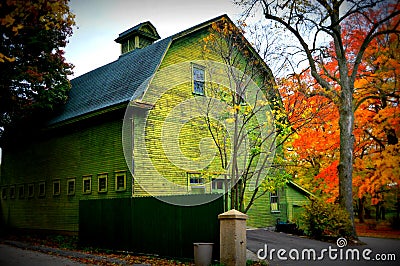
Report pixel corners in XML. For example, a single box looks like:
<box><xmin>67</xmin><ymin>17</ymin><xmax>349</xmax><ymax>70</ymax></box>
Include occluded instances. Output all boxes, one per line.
<box><xmin>98</xmin><ymin>174</ymin><xmax>108</xmax><ymax>193</ymax></box>
<box><xmin>212</xmin><ymin>179</ymin><xmax>225</xmax><ymax>190</ymax></box>
<box><xmin>38</xmin><ymin>182</ymin><xmax>46</xmax><ymax>197</ymax></box>
<box><xmin>189</xmin><ymin>173</ymin><xmax>204</xmax><ymax>185</ymax></box>
<box><xmin>192</xmin><ymin>65</ymin><xmax>205</xmax><ymax>95</ymax></box>
<box><xmin>67</xmin><ymin>179</ymin><xmax>75</xmax><ymax>196</ymax></box>
<box><xmin>10</xmin><ymin>186</ymin><xmax>15</xmax><ymax>199</ymax></box>
<box><xmin>53</xmin><ymin>180</ymin><xmax>61</xmax><ymax>196</ymax></box>
<box><xmin>18</xmin><ymin>185</ymin><xmax>25</xmax><ymax>199</ymax></box>
<box><xmin>28</xmin><ymin>184</ymin><xmax>34</xmax><ymax>198</ymax></box>
<box><xmin>2</xmin><ymin>187</ymin><xmax>7</xmax><ymax>200</ymax></box>
<box><xmin>83</xmin><ymin>176</ymin><xmax>92</xmax><ymax>194</ymax></box>
<box><xmin>115</xmin><ymin>171</ymin><xmax>127</xmax><ymax>192</ymax></box>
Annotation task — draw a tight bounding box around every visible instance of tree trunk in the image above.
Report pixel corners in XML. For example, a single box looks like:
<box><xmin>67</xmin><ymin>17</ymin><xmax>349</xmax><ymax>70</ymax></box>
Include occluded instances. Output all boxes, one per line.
<box><xmin>358</xmin><ymin>197</ymin><xmax>365</xmax><ymax>223</ymax></box>
<box><xmin>338</xmin><ymin>84</ymin><xmax>357</xmax><ymax>237</ymax></box>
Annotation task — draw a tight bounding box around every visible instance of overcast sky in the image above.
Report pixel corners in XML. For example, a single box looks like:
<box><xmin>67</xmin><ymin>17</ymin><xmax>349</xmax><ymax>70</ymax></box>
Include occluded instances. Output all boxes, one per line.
<box><xmin>65</xmin><ymin>0</ymin><xmax>245</xmax><ymax>78</ymax></box>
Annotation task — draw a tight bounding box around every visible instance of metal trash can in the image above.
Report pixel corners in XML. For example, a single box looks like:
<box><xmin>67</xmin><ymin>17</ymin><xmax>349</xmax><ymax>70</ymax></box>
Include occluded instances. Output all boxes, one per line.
<box><xmin>193</xmin><ymin>242</ymin><xmax>213</xmax><ymax>266</ymax></box>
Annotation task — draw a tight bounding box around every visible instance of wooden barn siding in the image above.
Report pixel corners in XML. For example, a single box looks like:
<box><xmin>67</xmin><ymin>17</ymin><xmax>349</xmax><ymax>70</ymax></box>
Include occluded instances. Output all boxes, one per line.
<box><xmin>285</xmin><ymin>184</ymin><xmax>310</xmax><ymax>222</ymax></box>
<box><xmin>132</xmin><ymin>28</ymin><xmax>284</xmax><ymax>228</ymax></box>
<box><xmin>132</xmin><ymin>29</ymin><xmax>224</xmax><ymax>196</ymax></box>
<box><xmin>0</xmin><ymin>112</ymin><xmax>132</xmax><ymax>232</ymax></box>
<box><xmin>245</xmin><ymin>187</ymin><xmax>288</xmax><ymax>228</ymax></box>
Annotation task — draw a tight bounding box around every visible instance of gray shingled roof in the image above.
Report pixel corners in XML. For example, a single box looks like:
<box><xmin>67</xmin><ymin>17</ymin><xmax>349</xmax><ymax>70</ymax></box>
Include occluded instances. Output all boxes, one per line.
<box><xmin>49</xmin><ymin>37</ymin><xmax>171</xmax><ymax>125</ymax></box>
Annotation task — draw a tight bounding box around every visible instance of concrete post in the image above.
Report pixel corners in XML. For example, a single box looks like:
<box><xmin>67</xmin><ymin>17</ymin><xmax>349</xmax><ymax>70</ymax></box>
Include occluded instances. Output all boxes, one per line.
<box><xmin>218</xmin><ymin>209</ymin><xmax>248</xmax><ymax>266</ymax></box>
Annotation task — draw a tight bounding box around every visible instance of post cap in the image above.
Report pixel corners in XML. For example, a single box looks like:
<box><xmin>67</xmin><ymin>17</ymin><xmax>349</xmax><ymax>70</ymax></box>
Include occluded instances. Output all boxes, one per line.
<box><xmin>218</xmin><ymin>209</ymin><xmax>248</xmax><ymax>220</ymax></box>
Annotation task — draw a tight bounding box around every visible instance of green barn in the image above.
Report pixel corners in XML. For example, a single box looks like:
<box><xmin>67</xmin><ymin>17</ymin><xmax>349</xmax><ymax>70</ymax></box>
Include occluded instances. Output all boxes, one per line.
<box><xmin>0</xmin><ymin>15</ymin><xmax>310</xmax><ymax>233</ymax></box>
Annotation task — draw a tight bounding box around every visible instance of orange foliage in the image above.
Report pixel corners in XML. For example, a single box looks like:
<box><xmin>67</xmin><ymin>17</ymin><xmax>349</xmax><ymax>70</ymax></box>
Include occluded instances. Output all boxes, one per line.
<box><xmin>282</xmin><ymin>6</ymin><xmax>400</xmax><ymax>203</ymax></box>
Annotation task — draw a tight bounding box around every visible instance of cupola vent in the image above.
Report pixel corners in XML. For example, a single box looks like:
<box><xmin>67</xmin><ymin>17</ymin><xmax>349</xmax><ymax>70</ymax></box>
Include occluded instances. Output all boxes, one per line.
<box><xmin>115</xmin><ymin>21</ymin><xmax>160</xmax><ymax>54</ymax></box>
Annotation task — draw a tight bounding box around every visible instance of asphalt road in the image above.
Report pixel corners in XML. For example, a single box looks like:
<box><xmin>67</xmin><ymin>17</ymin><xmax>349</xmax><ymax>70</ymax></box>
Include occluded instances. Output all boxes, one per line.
<box><xmin>247</xmin><ymin>229</ymin><xmax>400</xmax><ymax>266</ymax></box>
<box><xmin>0</xmin><ymin>244</ymin><xmax>82</xmax><ymax>266</ymax></box>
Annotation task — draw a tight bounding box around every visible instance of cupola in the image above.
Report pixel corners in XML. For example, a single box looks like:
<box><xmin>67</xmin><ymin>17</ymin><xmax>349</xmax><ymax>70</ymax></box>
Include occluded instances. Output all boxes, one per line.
<box><xmin>115</xmin><ymin>21</ymin><xmax>160</xmax><ymax>54</ymax></box>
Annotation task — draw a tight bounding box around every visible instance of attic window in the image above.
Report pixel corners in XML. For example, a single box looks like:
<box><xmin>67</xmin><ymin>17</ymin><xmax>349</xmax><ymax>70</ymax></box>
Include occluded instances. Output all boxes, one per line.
<box><xmin>192</xmin><ymin>64</ymin><xmax>205</xmax><ymax>95</ymax></box>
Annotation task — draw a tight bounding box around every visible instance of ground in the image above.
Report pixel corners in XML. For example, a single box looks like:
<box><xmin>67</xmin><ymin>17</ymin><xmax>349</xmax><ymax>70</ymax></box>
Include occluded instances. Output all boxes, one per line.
<box><xmin>247</xmin><ymin>228</ymin><xmax>400</xmax><ymax>266</ymax></box>
<box><xmin>1</xmin><ymin>221</ymin><xmax>399</xmax><ymax>266</ymax></box>
<box><xmin>0</xmin><ymin>234</ymin><xmax>265</xmax><ymax>266</ymax></box>
<box><xmin>356</xmin><ymin>219</ymin><xmax>400</xmax><ymax>239</ymax></box>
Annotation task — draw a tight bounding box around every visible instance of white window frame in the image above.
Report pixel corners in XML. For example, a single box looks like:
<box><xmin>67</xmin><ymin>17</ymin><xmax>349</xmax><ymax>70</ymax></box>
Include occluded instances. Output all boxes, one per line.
<box><xmin>192</xmin><ymin>64</ymin><xmax>205</xmax><ymax>95</ymax></box>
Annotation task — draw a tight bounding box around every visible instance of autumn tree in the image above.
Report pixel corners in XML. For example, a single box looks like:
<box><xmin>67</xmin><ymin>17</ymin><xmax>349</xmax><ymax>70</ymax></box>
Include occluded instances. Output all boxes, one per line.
<box><xmin>281</xmin><ymin>7</ymin><xmax>399</xmax><ymax>222</ymax></box>
<box><xmin>201</xmin><ymin>18</ymin><xmax>289</xmax><ymax>212</ymax></box>
<box><xmin>0</xmin><ymin>0</ymin><xmax>75</xmax><ymax>145</ymax></box>
<box><xmin>239</xmin><ymin>0</ymin><xmax>400</xmax><ymax>237</ymax></box>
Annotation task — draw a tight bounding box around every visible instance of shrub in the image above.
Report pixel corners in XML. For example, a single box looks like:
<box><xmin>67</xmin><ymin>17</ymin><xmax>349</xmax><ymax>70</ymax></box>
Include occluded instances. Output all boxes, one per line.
<box><xmin>298</xmin><ymin>197</ymin><xmax>353</xmax><ymax>239</ymax></box>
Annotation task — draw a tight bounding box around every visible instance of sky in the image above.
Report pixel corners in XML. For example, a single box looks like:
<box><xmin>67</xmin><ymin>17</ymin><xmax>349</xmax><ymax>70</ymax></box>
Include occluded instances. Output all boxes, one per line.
<box><xmin>65</xmin><ymin>0</ymin><xmax>245</xmax><ymax>78</ymax></box>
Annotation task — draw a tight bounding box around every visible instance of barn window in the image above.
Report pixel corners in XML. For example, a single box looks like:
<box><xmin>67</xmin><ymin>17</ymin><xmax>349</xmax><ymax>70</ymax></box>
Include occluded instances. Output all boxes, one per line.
<box><xmin>192</xmin><ymin>64</ymin><xmax>205</xmax><ymax>95</ymax></box>
<box><xmin>2</xmin><ymin>187</ymin><xmax>7</xmax><ymax>200</ymax></box>
<box><xmin>18</xmin><ymin>185</ymin><xmax>25</xmax><ymax>199</ymax></box>
<box><xmin>10</xmin><ymin>186</ymin><xmax>15</xmax><ymax>199</ymax></box>
<box><xmin>67</xmin><ymin>179</ymin><xmax>75</xmax><ymax>196</ymax></box>
<box><xmin>98</xmin><ymin>174</ymin><xmax>108</xmax><ymax>193</ymax></box>
<box><xmin>39</xmin><ymin>182</ymin><xmax>46</xmax><ymax>197</ymax></box>
<box><xmin>115</xmin><ymin>171</ymin><xmax>127</xmax><ymax>192</ymax></box>
<box><xmin>28</xmin><ymin>184</ymin><xmax>34</xmax><ymax>198</ymax></box>
<box><xmin>82</xmin><ymin>176</ymin><xmax>92</xmax><ymax>194</ymax></box>
<box><xmin>53</xmin><ymin>180</ymin><xmax>61</xmax><ymax>196</ymax></box>
<box><xmin>270</xmin><ymin>190</ymin><xmax>280</xmax><ymax>212</ymax></box>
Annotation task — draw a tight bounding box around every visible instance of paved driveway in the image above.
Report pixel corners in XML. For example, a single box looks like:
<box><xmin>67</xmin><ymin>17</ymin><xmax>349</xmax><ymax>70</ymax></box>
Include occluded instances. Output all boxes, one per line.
<box><xmin>247</xmin><ymin>229</ymin><xmax>400</xmax><ymax>266</ymax></box>
<box><xmin>0</xmin><ymin>243</ymin><xmax>82</xmax><ymax>266</ymax></box>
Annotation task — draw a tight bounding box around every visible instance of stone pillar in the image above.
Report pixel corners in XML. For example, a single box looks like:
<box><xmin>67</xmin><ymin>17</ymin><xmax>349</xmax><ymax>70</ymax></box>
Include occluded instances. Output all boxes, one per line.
<box><xmin>218</xmin><ymin>209</ymin><xmax>248</xmax><ymax>266</ymax></box>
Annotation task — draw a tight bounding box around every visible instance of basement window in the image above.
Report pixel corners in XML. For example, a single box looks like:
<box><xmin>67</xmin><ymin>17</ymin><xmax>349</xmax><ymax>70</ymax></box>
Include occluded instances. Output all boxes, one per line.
<box><xmin>38</xmin><ymin>182</ymin><xmax>46</xmax><ymax>197</ymax></box>
<box><xmin>98</xmin><ymin>174</ymin><xmax>108</xmax><ymax>193</ymax></box>
<box><xmin>115</xmin><ymin>171</ymin><xmax>127</xmax><ymax>192</ymax></box>
<box><xmin>1</xmin><ymin>187</ymin><xmax>7</xmax><ymax>200</ymax></box>
<box><xmin>18</xmin><ymin>185</ymin><xmax>25</xmax><ymax>199</ymax></box>
<box><xmin>28</xmin><ymin>184</ymin><xmax>34</xmax><ymax>198</ymax></box>
<box><xmin>67</xmin><ymin>179</ymin><xmax>75</xmax><ymax>196</ymax></box>
<box><xmin>192</xmin><ymin>64</ymin><xmax>205</xmax><ymax>95</ymax></box>
<box><xmin>53</xmin><ymin>180</ymin><xmax>61</xmax><ymax>196</ymax></box>
<box><xmin>10</xmin><ymin>186</ymin><xmax>15</xmax><ymax>199</ymax></box>
<box><xmin>82</xmin><ymin>176</ymin><xmax>92</xmax><ymax>194</ymax></box>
